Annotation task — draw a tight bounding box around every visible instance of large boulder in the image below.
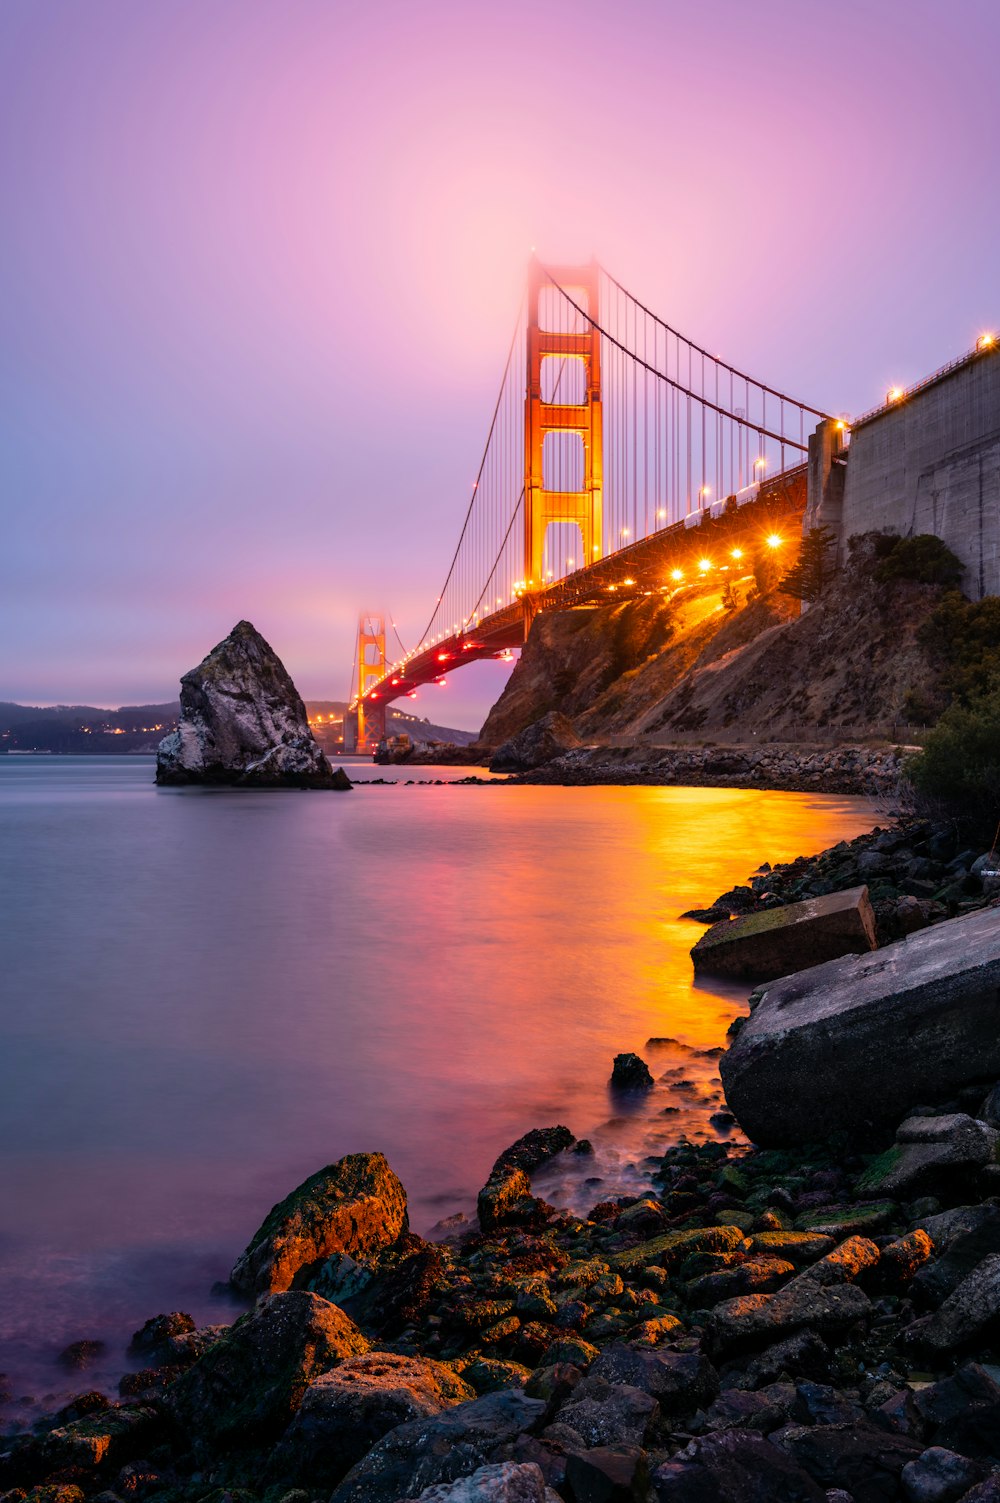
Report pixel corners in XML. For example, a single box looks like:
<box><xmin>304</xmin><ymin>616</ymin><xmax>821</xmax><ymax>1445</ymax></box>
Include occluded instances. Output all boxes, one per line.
<box><xmin>720</xmin><ymin>907</ymin><xmax>1000</xmax><ymax>1144</ymax></box>
<box><xmin>328</xmin><ymin>1389</ymin><xmax>546</xmax><ymax>1503</ymax></box>
<box><xmin>156</xmin><ymin>619</ymin><xmax>344</xmax><ymax>788</ymax></box>
<box><xmin>231</xmin><ymin>1152</ymin><xmax>408</xmax><ymax>1296</ymax></box>
<box><xmin>166</xmin><ymin>1290</ymin><xmax>368</xmax><ymax>1456</ymax></box>
<box><xmin>489</xmin><ymin>712</ymin><xmax>581</xmax><ymax>773</ymax></box>
<box><xmin>691</xmin><ymin>886</ymin><xmax>877</xmax><ymax>982</ymax></box>
<box><xmin>270</xmin><ymin>1352</ymin><xmax>475</xmax><ymax>1487</ymax></box>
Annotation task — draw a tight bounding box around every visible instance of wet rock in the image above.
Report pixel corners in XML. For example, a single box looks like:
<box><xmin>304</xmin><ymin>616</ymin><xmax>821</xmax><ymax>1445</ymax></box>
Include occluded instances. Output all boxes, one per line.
<box><xmin>401</xmin><ymin>1461</ymin><xmax>560</xmax><ymax>1501</ymax></box>
<box><xmin>270</xmin><ymin>1351</ymin><xmax>475</xmax><ymax>1487</ymax></box>
<box><xmin>127</xmin><ymin>1313</ymin><xmax>195</xmax><ymax>1362</ymax></box>
<box><xmin>167</xmin><ymin>1290</ymin><xmax>369</xmax><ymax>1457</ymax></box>
<box><xmin>911</xmin><ymin>1206</ymin><xmax>1000</xmax><ymax>1305</ymax></box>
<box><xmin>42</xmin><ymin>1405</ymin><xmax>162</xmax><ymax>1473</ymax></box>
<box><xmin>732</xmin><ymin>1331</ymin><xmax>832</xmax><ymax>1390</ymax></box>
<box><xmin>590</xmin><ymin>1344</ymin><xmax>719</xmax><ymax>1413</ymax></box>
<box><xmin>880</xmin><ymin>1230</ymin><xmax>934</xmax><ymax>1288</ymax></box>
<box><xmin>328</xmin><ymin>1389</ymin><xmax>546</xmax><ymax>1503</ymax></box>
<box><xmin>719</xmin><ymin>907</ymin><xmax>1000</xmax><ymax>1144</ymax></box>
<box><xmin>907</xmin><ymin>1255</ymin><xmax>1000</xmax><ymax>1352</ymax></box>
<box><xmin>650</xmin><ymin>1428</ymin><xmax>827</xmax><ymax>1502</ymax></box>
<box><xmin>692</xmin><ymin>886</ymin><xmax>877</xmax><ymax>982</ymax></box>
<box><xmin>610</xmin><ymin>1054</ymin><xmax>654</xmax><ymax>1090</ymax></box>
<box><xmin>156</xmin><ymin>620</ymin><xmax>340</xmax><ymax>788</ymax></box>
<box><xmin>776</xmin><ymin>1422</ymin><xmax>923</xmax><ymax>1502</ymax></box>
<box><xmin>747</xmin><ymin>1232</ymin><xmax>836</xmax><ymax>1265</ymax></box>
<box><xmin>230</xmin><ymin>1151</ymin><xmax>408</xmax><ymax>1296</ymax></box>
<box><xmin>564</xmin><ymin>1444</ymin><xmax>649</xmax><ymax>1503</ymax></box>
<box><xmin>710</xmin><ymin>1276</ymin><xmax>872</xmax><ymax>1354</ymax></box>
<box><xmin>489</xmin><ymin>712</ymin><xmax>581</xmax><ymax>773</ymax></box>
<box><xmin>900</xmin><ymin>1447</ymin><xmax>984</xmax><ymax>1503</ymax></box>
<box><xmin>56</xmin><ymin>1342</ymin><xmax>106</xmax><ymax>1371</ymax></box>
<box><xmin>556</xmin><ymin>1377</ymin><xmax>659</xmax><ymax>1448</ymax></box>
<box><xmin>609</xmin><ymin>1225</ymin><xmax>749</xmax><ymax>1274</ymax></box>
<box><xmin>910</xmin><ymin>1364</ymin><xmax>1000</xmax><ymax>1458</ymax></box>
<box><xmin>477</xmin><ymin>1128</ymin><xmax>574</xmax><ymax>1234</ymax></box>
<box><xmin>856</xmin><ymin>1115</ymin><xmax>999</xmax><ymax>1199</ymax></box>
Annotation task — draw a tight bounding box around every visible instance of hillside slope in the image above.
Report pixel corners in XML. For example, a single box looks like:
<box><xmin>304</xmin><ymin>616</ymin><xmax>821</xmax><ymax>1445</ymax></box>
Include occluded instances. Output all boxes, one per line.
<box><xmin>479</xmin><ymin>545</ymin><xmax>949</xmax><ymax>747</ymax></box>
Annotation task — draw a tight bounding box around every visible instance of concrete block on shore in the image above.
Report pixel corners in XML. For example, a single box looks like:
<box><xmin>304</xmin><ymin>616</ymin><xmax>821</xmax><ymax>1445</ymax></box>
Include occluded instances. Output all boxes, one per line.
<box><xmin>720</xmin><ymin>905</ymin><xmax>1000</xmax><ymax>1145</ymax></box>
<box><xmin>690</xmin><ymin>885</ymin><xmax>877</xmax><ymax>982</ymax></box>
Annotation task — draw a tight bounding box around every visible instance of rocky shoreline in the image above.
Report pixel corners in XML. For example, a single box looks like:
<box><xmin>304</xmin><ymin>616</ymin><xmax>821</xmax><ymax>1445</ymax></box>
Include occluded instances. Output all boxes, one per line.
<box><xmin>4</xmin><ymin>819</ymin><xmax>1000</xmax><ymax>1503</ymax></box>
<box><xmin>510</xmin><ymin>743</ymin><xmax>909</xmax><ymax>798</ymax></box>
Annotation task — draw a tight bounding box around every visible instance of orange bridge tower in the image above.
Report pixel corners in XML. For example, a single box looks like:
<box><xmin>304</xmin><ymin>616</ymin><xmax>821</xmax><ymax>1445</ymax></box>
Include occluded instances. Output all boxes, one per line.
<box><xmin>524</xmin><ymin>259</ymin><xmax>603</xmax><ymax>630</ymax></box>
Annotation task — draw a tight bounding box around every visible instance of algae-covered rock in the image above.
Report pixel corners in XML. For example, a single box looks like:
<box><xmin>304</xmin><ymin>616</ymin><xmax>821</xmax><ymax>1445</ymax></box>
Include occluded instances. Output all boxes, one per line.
<box><xmin>477</xmin><ymin>1127</ymin><xmax>574</xmax><ymax>1234</ymax></box>
<box><xmin>231</xmin><ymin>1151</ymin><xmax>408</xmax><ymax>1296</ymax></box>
<box><xmin>608</xmin><ymin>1224</ymin><xmax>749</xmax><ymax>1273</ymax></box>
<box><xmin>167</xmin><ymin>1290</ymin><xmax>368</xmax><ymax>1456</ymax></box>
<box><xmin>691</xmin><ymin>885</ymin><xmax>877</xmax><ymax>982</ymax></box>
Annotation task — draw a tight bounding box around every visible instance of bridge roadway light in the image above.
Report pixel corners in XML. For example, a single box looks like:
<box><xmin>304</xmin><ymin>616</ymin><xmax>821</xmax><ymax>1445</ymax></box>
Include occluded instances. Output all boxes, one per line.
<box><xmin>767</xmin><ymin>533</ymin><xmax>783</xmax><ymax>549</ymax></box>
<box><xmin>754</xmin><ymin>457</ymin><xmax>767</xmax><ymax>472</ymax></box>
<box><xmin>887</xmin><ymin>386</ymin><xmax>904</xmax><ymax>404</ymax></box>
<box><xmin>730</xmin><ymin>547</ymin><xmax>744</xmax><ymax>561</ymax></box>
<box><xmin>978</xmin><ymin>332</ymin><xmax>996</xmax><ymax>351</ymax></box>
<box><xmin>670</xmin><ymin>568</ymin><xmax>684</xmax><ymax>582</ymax></box>
<box><xmin>698</xmin><ymin>558</ymin><xmax>712</xmax><ymax>573</ymax></box>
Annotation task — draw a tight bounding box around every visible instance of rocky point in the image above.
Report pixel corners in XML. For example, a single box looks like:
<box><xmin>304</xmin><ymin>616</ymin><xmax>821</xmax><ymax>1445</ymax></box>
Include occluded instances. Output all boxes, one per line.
<box><xmin>155</xmin><ymin>620</ymin><xmax>349</xmax><ymax>789</ymax></box>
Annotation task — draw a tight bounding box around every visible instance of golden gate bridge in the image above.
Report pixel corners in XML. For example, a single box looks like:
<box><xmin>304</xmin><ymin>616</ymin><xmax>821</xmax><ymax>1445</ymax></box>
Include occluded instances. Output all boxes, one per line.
<box><xmin>346</xmin><ymin>260</ymin><xmax>833</xmax><ymax>752</ymax></box>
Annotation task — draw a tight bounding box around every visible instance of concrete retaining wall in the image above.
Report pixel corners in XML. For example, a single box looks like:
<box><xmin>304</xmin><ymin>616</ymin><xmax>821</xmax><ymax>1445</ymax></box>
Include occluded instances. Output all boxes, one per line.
<box><xmin>808</xmin><ymin>346</ymin><xmax>1000</xmax><ymax>598</ymax></box>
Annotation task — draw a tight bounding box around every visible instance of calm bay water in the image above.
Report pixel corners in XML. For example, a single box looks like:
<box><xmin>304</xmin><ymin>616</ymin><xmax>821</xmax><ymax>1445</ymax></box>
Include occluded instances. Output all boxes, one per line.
<box><xmin>0</xmin><ymin>756</ymin><xmax>878</xmax><ymax>1411</ymax></box>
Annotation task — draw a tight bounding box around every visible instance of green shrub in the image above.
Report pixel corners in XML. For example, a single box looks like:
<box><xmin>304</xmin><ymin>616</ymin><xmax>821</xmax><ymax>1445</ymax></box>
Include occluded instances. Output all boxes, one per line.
<box><xmin>919</xmin><ymin>590</ymin><xmax>1000</xmax><ymax>704</ymax></box>
<box><xmin>906</xmin><ymin>690</ymin><xmax>1000</xmax><ymax>827</ymax></box>
<box><xmin>873</xmin><ymin>534</ymin><xmax>965</xmax><ymax>587</ymax></box>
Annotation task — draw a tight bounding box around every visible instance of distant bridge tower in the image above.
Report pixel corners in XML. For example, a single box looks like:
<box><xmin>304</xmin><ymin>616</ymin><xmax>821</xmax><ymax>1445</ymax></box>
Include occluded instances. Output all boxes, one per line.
<box><xmin>347</xmin><ymin>612</ymin><xmax>386</xmax><ymax>754</ymax></box>
<box><xmin>524</xmin><ymin>259</ymin><xmax>603</xmax><ymax>629</ymax></box>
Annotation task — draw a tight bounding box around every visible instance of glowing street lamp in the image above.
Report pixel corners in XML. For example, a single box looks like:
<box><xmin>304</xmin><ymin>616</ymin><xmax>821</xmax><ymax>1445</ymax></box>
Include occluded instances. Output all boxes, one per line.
<box><xmin>887</xmin><ymin>386</ymin><xmax>904</xmax><ymax>404</ymax></box>
<box><xmin>767</xmin><ymin>534</ymin><xmax>783</xmax><ymax>550</ymax></box>
<box><xmin>698</xmin><ymin>558</ymin><xmax>712</xmax><ymax>573</ymax></box>
<box><xmin>670</xmin><ymin>568</ymin><xmax>684</xmax><ymax>582</ymax></box>
<box><xmin>977</xmin><ymin>332</ymin><xmax>996</xmax><ymax>352</ymax></box>
<box><xmin>730</xmin><ymin>547</ymin><xmax>744</xmax><ymax>561</ymax></box>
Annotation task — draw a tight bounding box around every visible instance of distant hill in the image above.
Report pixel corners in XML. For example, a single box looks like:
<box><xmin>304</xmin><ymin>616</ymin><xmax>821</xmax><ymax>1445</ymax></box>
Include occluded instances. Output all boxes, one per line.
<box><xmin>0</xmin><ymin>699</ymin><xmax>478</xmax><ymax>754</ymax></box>
<box><xmin>0</xmin><ymin>702</ymin><xmax>179</xmax><ymax>754</ymax></box>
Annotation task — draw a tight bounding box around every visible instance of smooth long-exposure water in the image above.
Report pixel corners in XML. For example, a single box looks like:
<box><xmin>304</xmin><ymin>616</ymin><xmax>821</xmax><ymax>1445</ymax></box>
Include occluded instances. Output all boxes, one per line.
<box><xmin>0</xmin><ymin>756</ymin><xmax>879</xmax><ymax>1411</ymax></box>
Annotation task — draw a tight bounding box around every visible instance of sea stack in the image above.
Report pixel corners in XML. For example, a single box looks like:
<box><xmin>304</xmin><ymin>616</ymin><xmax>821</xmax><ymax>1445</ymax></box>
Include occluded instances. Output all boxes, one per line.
<box><xmin>155</xmin><ymin>620</ymin><xmax>349</xmax><ymax>789</ymax></box>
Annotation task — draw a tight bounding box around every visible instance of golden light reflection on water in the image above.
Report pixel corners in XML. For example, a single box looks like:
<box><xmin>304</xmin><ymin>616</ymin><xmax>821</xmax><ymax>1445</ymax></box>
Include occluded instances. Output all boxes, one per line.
<box><xmin>0</xmin><ymin>763</ymin><xmax>880</xmax><ymax>1400</ymax></box>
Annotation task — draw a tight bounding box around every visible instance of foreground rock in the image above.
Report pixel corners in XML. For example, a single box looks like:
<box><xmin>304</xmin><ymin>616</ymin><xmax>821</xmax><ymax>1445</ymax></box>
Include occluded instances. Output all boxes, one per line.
<box><xmin>328</xmin><ymin>1390</ymin><xmax>546</xmax><ymax>1503</ymax></box>
<box><xmin>271</xmin><ymin>1351</ymin><xmax>475</xmax><ymax>1486</ymax></box>
<box><xmin>691</xmin><ymin>885</ymin><xmax>877</xmax><ymax>982</ymax></box>
<box><xmin>720</xmin><ymin>904</ymin><xmax>1000</xmax><ymax>1143</ymax></box>
<box><xmin>166</xmin><ymin>1290</ymin><xmax>368</xmax><ymax>1456</ymax></box>
<box><xmin>155</xmin><ymin>619</ymin><xmax>344</xmax><ymax>788</ymax></box>
<box><xmin>489</xmin><ymin>712</ymin><xmax>581</xmax><ymax>773</ymax></box>
<box><xmin>231</xmin><ymin>1151</ymin><xmax>408</xmax><ymax>1295</ymax></box>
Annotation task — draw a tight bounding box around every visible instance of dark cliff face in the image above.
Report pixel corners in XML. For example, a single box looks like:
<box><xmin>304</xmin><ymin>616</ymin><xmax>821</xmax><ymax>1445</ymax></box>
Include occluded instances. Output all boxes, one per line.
<box><xmin>479</xmin><ymin>559</ymin><xmax>948</xmax><ymax>747</ymax></box>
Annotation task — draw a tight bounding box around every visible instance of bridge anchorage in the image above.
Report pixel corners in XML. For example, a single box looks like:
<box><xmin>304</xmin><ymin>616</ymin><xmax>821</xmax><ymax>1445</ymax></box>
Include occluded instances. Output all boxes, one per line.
<box><xmin>346</xmin><ymin>258</ymin><xmax>831</xmax><ymax>747</ymax></box>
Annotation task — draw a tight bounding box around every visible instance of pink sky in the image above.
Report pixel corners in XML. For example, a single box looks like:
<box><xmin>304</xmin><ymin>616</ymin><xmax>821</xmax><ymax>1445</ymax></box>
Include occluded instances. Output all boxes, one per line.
<box><xmin>3</xmin><ymin>0</ymin><xmax>998</xmax><ymax>728</ymax></box>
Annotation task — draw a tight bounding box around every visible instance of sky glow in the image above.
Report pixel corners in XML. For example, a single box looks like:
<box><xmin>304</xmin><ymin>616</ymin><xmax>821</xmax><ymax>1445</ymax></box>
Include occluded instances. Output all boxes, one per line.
<box><xmin>2</xmin><ymin>0</ymin><xmax>999</xmax><ymax>728</ymax></box>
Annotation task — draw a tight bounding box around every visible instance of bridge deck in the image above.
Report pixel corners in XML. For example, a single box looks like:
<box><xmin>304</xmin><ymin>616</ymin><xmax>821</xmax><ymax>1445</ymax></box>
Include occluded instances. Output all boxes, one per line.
<box><xmin>360</xmin><ymin>465</ymin><xmax>807</xmax><ymax>713</ymax></box>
